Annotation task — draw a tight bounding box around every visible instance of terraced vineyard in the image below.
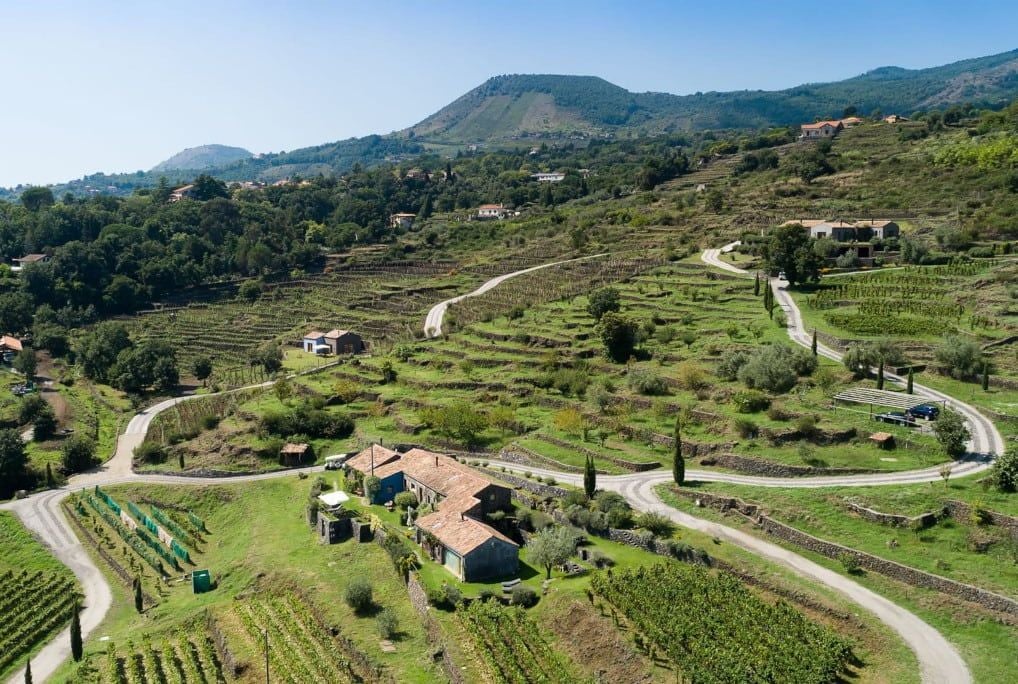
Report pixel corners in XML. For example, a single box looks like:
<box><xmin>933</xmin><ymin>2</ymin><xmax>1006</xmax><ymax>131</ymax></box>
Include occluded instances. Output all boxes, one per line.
<box><xmin>101</xmin><ymin>623</ymin><xmax>226</xmax><ymax>684</ymax></box>
<box><xmin>458</xmin><ymin>600</ymin><xmax>577</xmax><ymax>684</ymax></box>
<box><xmin>591</xmin><ymin>564</ymin><xmax>852</xmax><ymax>684</ymax></box>
<box><xmin>230</xmin><ymin>593</ymin><xmax>365</xmax><ymax>683</ymax></box>
<box><xmin>0</xmin><ymin>569</ymin><xmax>81</xmax><ymax>676</ymax></box>
<box><xmin>124</xmin><ymin>261</ymin><xmax>476</xmax><ymax>378</ymax></box>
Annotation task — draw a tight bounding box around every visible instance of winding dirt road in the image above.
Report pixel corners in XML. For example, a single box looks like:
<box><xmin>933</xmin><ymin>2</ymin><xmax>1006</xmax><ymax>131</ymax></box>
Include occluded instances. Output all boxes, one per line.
<box><xmin>5</xmin><ymin>248</ymin><xmax>1002</xmax><ymax>683</ymax></box>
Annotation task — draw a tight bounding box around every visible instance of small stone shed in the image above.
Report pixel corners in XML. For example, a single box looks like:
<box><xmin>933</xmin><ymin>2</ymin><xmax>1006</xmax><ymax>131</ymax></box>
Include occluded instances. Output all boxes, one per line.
<box><xmin>280</xmin><ymin>442</ymin><xmax>313</xmax><ymax>466</ymax></box>
<box><xmin>869</xmin><ymin>432</ymin><xmax>895</xmax><ymax>450</ymax></box>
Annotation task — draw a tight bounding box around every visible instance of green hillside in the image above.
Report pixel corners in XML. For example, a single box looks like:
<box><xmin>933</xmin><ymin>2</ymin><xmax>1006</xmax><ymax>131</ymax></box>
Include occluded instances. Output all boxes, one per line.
<box><xmin>151</xmin><ymin>144</ymin><xmax>253</xmax><ymax>172</ymax></box>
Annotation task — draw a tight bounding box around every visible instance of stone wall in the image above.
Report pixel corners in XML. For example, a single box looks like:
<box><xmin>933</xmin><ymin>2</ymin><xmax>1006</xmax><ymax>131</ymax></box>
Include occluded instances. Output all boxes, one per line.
<box><xmin>669</xmin><ymin>488</ymin><xmax>1018</xmax><ymax>619</ymax></box>
<box><xmin>477</xmin><ymin>467</ymin><xmax>570</xmax><ymax>498</ymax></box>
<box><xmin>945</xmin><ymin>500</ymin><xmax>1018</xmax><ymax>538</ymax></box>
<box><xmin>205</xmin><ymin>610</ymin><xmax>241</xmax><ymax>678</ymax></box>
<box><xmin>498</xmin><ymin>444</ymin><xmax>586</xmax><ymax>474</ymax></box>
<box><xmin>845</xmin><ymin>502</ymin><xmax>940</xmax><ymax>529</ymax></box>
<box><xmin>537</xmin><ymin>434</ymin><xmax>659</xmax><ymax>472</ymax></box>
<box><xmin>705</xmin><ymin>453</ymin><xmax>876</xmax><ymax>477</ymax></box>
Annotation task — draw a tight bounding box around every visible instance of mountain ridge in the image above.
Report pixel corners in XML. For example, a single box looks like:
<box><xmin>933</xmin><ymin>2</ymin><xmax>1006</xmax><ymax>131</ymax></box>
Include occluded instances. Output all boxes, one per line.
<box><xmin>6</xmin><ymin>47</ymin><xmax>1018</xmax><ymax>197</ymax></box>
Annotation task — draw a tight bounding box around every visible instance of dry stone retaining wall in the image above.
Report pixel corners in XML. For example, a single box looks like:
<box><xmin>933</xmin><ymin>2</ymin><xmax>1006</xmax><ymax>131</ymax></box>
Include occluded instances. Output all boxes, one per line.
<box><xmin>705</xmin><ymin>453</ymin><xmax>876</xmax><ymax>477</ymax></box>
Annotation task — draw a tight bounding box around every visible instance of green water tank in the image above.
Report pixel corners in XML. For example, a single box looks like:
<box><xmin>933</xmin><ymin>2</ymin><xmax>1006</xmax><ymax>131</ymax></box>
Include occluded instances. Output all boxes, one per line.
<box><xmin>192</xmin><ymin>569</ymin><xmax>212</xmax><ymax>594</ymax></box>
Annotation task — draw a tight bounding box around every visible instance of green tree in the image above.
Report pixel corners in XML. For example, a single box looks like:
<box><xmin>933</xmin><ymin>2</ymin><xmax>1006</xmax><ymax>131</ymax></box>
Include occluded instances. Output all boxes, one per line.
<box><xmin>62</xmin><ymin>435</ymin><xmax>97</xmax><ymax>474</ymax></box>
<box><xmin>586</xmin><ymin>287</ymin><xmax>621</xmax><ymax>321</ymax></box>
<box><xmin>345</xmin><ymin>578</ymin><xmax>374</xmax><ymax>614</ymax></box>
<box><xmin>763</xmin><ymin>224</ymin><xmax>821</xmax><ymax>286</ymax></box>
<box><xmin>20</xmin><ymin>186</ymin><xmax>55</xmax><ymax>211</ymax></box>
<box><xmin>70</xmin><ymin>602</ymin><xmax>83</xmax><ymax>661</ymax></box>
<box><xmin>250</xmin><ymin>344</ymin><xmax>283</xmax><ymax>374</ymax></box>
<box><xmin>423</xmin><ymin>402</ymin><xmax>489</xmax><ymax>447</ymax></box>
<box><xmin>907</xmin><ymin>367</ymin><xmax>914</xmax><ymax>394</ymax></box>
<box><xmin>584</xmin><ymin>455</ymin><xmax>597</xmax><ymax>498</ymax></box>
<box><xmin>811</xmin><ymin>329</ymin><xmax>817</xmax><ymax>357</ymax></box>
<box><xmin>0</xmin><ymin>429</ymin><xmax>28</xmax><ymax>492</ymax></box>
<box><xmin>45</xmin><ymin>462</ymin><xmax>54</xmax><ymax>487</ymax></box>
<box><xmin>672</xmin><ymin>416</ymin><xmax>685</xmax><ymax>486</ymax></box>
<box><xmin>190</xmin><ymin>174</ymin><xmax>229</xmax><ymax>201</ymax></box>
<box><xmin>934</xmin><ymin>335</ymin><xmax>983</xmax><ymax>379</ymax></box>
<box><xmin>877</xmin><ymin>360</ymin><xmax>885</xmax><ymax>390</ymax></box>
<box><xmin>753</xmin><ymin>272</ymin><xmax>760</xmax><ymax>296</ymax></box>
<box><xmin>238</xmin><ymin>279</ymin><xmax>261</xmax><ymax>302</ymax></box>
<box><xmin>982</xmin><ymin>362</ymin><xmax>990</xmax><ymax>391</ymax></box>
<box><xmin>364</xmin><ymin>476</ymin><xmax>381</xmax><ymax>501</ymax></box>
<box><xmin>934</xmin><ymin>409</ymin><xmax>970</xmax><ymax>458</ymax></box>
<box><xmin>75</xmin><ymin>321</ymin><xmax>131</xmax><ymax>382</ymax></box>
<box><xmin>528</xmin><ymin>525</ymin><xmax>579</xmax><ymax>579</ymax></box>
<box><xmin>13</xmin><ymin>348</ymin><xmax>36</xmax><ymax>380</ymax></box>
<box><xmin>987</xmin><ymin>446</ymin><xmax>1018</xmax><ymax>493</ymax></box>
<box><xmin>24</xmin><ymin>659</ymin><xmax>31</xmax><ymax>684</ymax></box>
<box><xmin>192</xmin><ymin>356</ymin><xmax>213</xmax><ymax>386</ymax></box>
<box><xmin>134</xmin><ymin>576</ymin><xmax>143</xmax><ymax>613</ymax></box>
<box><xmin>32</xmin><ymin>404</ymin><xmax>57</xmax><ymax>441</ymax></box>
<box><xmin>596</xmin><ymin>312</ymin><xmax>638</xmax><ymax>363</ymax></box>
<box><xmin>380</xmin><ymin>360</ymin><xmax>397</xmax><ymax>383</ymax></box>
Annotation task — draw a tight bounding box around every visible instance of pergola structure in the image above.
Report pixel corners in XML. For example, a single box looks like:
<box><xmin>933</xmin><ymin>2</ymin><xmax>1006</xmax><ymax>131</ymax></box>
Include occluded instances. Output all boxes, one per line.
<box><xmin>832</xmin><ymin>388</ymin><xmax>941</xmax><ymax>411</ymax></box>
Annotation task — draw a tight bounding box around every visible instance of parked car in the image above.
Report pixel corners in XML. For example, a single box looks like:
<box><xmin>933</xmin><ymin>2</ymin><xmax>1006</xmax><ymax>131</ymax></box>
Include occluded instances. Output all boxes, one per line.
<box><xmin>874</xmin><ymin>412</ymin><xmax>917</xmax><ymax>428</ymax></box>
<box><xmin>906</xmin><ymin>404</ymin><xmax>940</xmax><ymax>421</ymax></box>
<box><xmin>324</xmin><ymin>452</ymin><xmax>354</xmax><ymax>470</ymax></box>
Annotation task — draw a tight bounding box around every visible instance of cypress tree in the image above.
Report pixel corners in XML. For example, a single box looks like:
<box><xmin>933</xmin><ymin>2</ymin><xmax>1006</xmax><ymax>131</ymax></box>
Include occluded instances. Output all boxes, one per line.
<box><xmin>877</xmin><ymin>360</ymin><xmax>885</xmax><ymax>390</ymax></box>
<box><xmin>811</xmin><ymin>329</ymin><xmax>818</xmax><ymax>357</ymax></box>
<box><xmin>982</xmin><ymin>362</ymin><xmax>990</xmax><ymax>391</ymax></box>
<box><xmin>907</xmin><ymin>367</ymin><xmax>914</xmax><ymax>394</ymax></box>
<box><xmin>45</xmin><ymin>462</ymin><xmax>54</xmax><ymax>487</ymax></box>
<box><xmin>134</xmin><ymin>577</ymin><xmax>143</xmax><ymax>613</ymax></box>
<box><xmin>754</xmin><ymin>272</ymin><xmax>760</xmax><ymax>296</ymax></box>
<box><xmin>178</xmin><ymin>452</ymin><xmax>185</xmax><ymax>470</ymax></box>
<box><xmin>25</xmin><ymin>659</ymin><xmax>31</xmax><ymax>684</ymax></box>
<box><xmin>583</xmin><ymin>455</ymin><xmax>596</xmax><ymax>499</ymax></box>
<box><xmin>673</xmin><ymin>415</ymin><xmax>685</xmax><ymax>486</ymax></box>
<box><xmin>70</xmin><ymin>602</ymin><xmax>82</xmax><ymax>661</ymax></box>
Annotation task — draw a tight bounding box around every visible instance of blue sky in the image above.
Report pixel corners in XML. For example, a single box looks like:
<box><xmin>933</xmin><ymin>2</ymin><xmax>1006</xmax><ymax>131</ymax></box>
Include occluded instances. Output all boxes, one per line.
<box><xmin>1</xmin><ymin>0</ymin><xmax>1015</xmax><ymax>187</ymax></box>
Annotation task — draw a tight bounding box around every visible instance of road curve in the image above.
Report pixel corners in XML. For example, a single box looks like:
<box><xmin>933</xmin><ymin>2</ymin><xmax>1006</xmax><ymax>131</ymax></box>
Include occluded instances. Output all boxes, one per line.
<box><xmin>423</xmin><ymin>253</ymin><xmax>608</xmax><ymax>337</ymax></box>
<box><xmin>702</xmin><ymin>243</ymin><xmax>1004</xmax><ymax>481</ymax></box>
<box><xmin>482</xmin><ymin>460</ymin><xmax>969</xmax><ymax>684</ymax></box>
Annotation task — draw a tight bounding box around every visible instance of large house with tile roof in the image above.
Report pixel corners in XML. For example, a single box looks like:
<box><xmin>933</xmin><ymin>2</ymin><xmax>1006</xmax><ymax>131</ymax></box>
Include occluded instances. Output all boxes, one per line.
<box><xmin>346</xmin><ymin>445</ymin><xmax>518</xmax><ymax>581</ymax></box>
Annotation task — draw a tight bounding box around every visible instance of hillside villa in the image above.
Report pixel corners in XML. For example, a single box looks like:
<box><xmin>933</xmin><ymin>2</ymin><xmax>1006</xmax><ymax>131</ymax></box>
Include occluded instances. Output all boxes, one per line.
<box><xmin>389</xmin><ymin>212</ymin><xmax>416</xmax><ymax>229</ymax></box>
<box><xmin>532</xmin><ymin>172</ymin><xmax>565</xmax><ymax>183</ymax></box>
<box><xmin>345</xmin><ymin>445</ymin><xmax>519</xmax><ymax>581</ymax></box>
<box><xmin>302</xmin><ymin>329</ymin><xmax>365</xmax><ymax>355</ymax></box>
<box><xmin>779</xmin><ymin>219</ymin><xmax>901</xmax><ymax>261</ymax></box>
<box><xmin>799</xmin><ymin>120</ymin><xmax>843</xmax><ymax>139</ymax></box>
<box><xmin>476</xmin><ymin>203</ymin><xmax>507</xmax><ymax>219</ymax></box>
<box><xmin>11</xmin><ymin>253</ymin><xmax>50</xmax><ymax>272</ymax></box>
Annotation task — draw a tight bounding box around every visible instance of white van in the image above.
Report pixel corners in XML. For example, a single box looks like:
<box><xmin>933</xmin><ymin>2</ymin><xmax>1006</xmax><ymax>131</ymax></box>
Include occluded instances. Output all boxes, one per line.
<box><xmin>324</xmin><ymin>454</ymin><xmax>348</xmax><ymax>470</ymax></box>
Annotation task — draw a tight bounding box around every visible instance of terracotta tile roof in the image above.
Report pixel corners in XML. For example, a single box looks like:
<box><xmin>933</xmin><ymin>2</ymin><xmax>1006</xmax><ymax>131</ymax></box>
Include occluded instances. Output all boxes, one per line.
<box><xmin>304</xmin><ymin>330</ymin><xmax>326</xmax><ymax>339</ymax></box>
<box><xmin>815</xmin><ymin>221</ymin><xmax>857</xmax><ymax>229</ymax></box>
<box><xmin>801</xmin><ymin>120</ymin><xmax>842</xmax><ymax>130</ymax></box>
<box><xmin>345</xmin><ymin>445</ymin><xmax>400</xmax><ymax>474</ymax></box>
<box><xmin>0</xmin><ymin>335</ymin><xmax>23</xmax><ymax>351</ymax></box>
<box><xmin>324</xmin><ymin>329</ymin><xmax>351</xmax><ymax>339</ymax></box>
<box><xmin>416</xmin><ymin>506</ymin><xmax>517</xmax><ymax>555</ymax></box>
<box><xmin>281</xmin><ymin>442</ymin><xmax>310</xmax><ymax>455</ymax></box>
<box><xmin>399</xmin><ymin>448</ymin><xmax>493</xmax><ymax>501</ymax></box>
<box><xmin>478</xmin><ymin>203</ymin><xmax>503</xmax><ymax>210</ymax></box>
<box><xmin>14</xmin><ymin>254</ymin><xmax>48</xmax><ymax>263</ymax></box>
<box><xmin>780</xmin><ymin>219</ymin><xmax>828</xmax><ymax>228</ymax></box>
<box><xmin>854</xmin><ymin>220</ymin><xmax>896</xmax><ymax>228</ymax></box>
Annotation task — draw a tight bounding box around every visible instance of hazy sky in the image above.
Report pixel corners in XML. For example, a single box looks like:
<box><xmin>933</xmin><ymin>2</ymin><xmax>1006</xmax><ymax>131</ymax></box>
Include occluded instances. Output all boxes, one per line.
<box><xmin>1</xmin><ymin>0</ymin><xmax>1015</xmax><ymax>187</ymax></box>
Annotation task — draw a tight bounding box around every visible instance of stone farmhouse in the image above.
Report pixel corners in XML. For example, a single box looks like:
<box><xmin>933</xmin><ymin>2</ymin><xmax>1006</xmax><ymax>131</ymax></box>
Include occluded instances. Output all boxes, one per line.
<box><xmin>799</xmin><ymin>120</ymin><xmax>843</xmax><ymax>139</ymax></box>
<box><xmin>302</xmin><ymin>329</ymin><xmax>365</xmax><ymax>355</ymax></box>
<box><xmin>389</xmin><ymin>212</ymin><xmax>416</xmax><ymax>230</ymax></box>
<box><xmin>346</xmin><ymin>445</ymin><xmax>519</xmax><ymax>581</ymax></box>
<box><xmin>476</xmin><ymin>203</ymin><xmax>507</xmax><ymax>219</ymax></box>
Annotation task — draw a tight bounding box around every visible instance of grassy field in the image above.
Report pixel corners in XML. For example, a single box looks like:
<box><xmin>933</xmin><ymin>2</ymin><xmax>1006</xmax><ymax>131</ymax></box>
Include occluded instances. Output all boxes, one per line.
<box><xmin>656</xmin><ymin>484</ymin><xmax>1018</xmax><ymax>684</ymax></box>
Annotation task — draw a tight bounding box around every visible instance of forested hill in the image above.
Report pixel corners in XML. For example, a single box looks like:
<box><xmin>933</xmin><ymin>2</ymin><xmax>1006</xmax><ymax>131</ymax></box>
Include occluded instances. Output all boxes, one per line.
<box><xmin>151</xmin><ymin>145</ymin><xmax>253</xmax><ymax>172</ymax></box>
<box><xmin>3</xmin><ymin>48</ymin><xmax>1016</xmax><ymax>199</ymax></box>
<box><xmin>410</xmin><ymin>50</ymin><xmax>1018</xmax><ymax>141</ymax></box>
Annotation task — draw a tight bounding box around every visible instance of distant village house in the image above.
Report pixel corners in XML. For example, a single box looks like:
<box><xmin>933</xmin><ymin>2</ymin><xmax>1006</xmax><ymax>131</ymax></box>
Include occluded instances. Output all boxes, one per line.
<box><xmin>477</xmin><ymin>203</ymin><xmax>507</xmax><ymax>219</ymax></box>
<box><xmin>389</xmin><ymin>213</ymin><xmax>416</xmax><ymax>230</ymax></box>
<box><xmin>531</xmin><ymin>172</ymin><xmax>565</xmax><ymax>183</ymax></box>
<box><xmin>302</xmin><ymin>329</ymin><xmax>365</xmax><ymax>355</ymax></box>
<box><xmin>11</xmin><ymin>253</ymin><xmax>50</xmax><ymax>272</ymax></box>
<box><xmin>799</xmin><ymin>120</ymin><xmax>844</xmax><ymax>139</ymax></box>
<box><xmin>169</xmin><ymin>185</ymin><xmax>196</xmax><ymax>202</ymax></box>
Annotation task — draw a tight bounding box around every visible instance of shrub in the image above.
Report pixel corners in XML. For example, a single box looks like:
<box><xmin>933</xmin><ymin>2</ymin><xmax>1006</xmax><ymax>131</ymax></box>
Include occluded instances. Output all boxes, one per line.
<box><xmin>795</xmin><ymin>414</ymin><xmax>820</xmax><ymax>441</ymax></box>
<box><xmin>443</xmin><ymin>583</ymin><xmax>463</xmax><ymax>607</ymax></box>
<box><xmin>987</xmin><ymin>446</ymin><xmax>1018</xmax><ymax>493</ymax></box>
<box><xmin>738</xmin><ymin>343</ymin><xmax>815</xmax><ymax>393</ymax></box>
<box><xmin>587</xmin><ymin>287</ymin><xmax>621</xmax><ymax>321</ymax></box>
<box><xmin>344</xmin><ymin>579</ymin><xmax>373</xmax><ymax>613</ymax></box>
<box><xmin>767</xmin><ymin>403</ymin><xmax>791</xmax><ymax>421</ymax></box>
<box><xmin>511</xmin><ymin>584</ymin><xmax>539</xmax><ymax>607</ymax></box>
<box><xmin>376</xmin><ymin>608</ymin><xmax>398</xmax><ymax>639</ymax></box>
<box><xmin>732</xmin><ymin>389</ymin><xmax>770</xmax><ymax>413</ymax></box>
<box><xmin>636</xmin><ymin>511</ymin><xmax>675</xmax><ymax>537</ymax></box>
<box><xmin>733</xmin><ymin>418</ymin><xmax>759</xmax><ymax>439</ymax></box>
<box><xmin>838</xmin><ymin>552</ymin><xmax>861</xmax><ymax>575</ymax></box>
<box><xmin>627</xmin><ymin>368</ymin><xmax>668</xmax><ymax>396</ymax></box>
<box><xmin>934</xmin><ymin>335</ymin><xmax>984</xmax><ymax>379</ymax></box>
<box><xmin>934</xmin><ymin>409</ymin><xmax>970</xmax><ymax>457</ymax></box>
<box><xmin>773</xmin><ymin>310</ymin><xmax>788</xmax><ymax>328</ymax></box>
<box><xmin>201</xmin><ymin>415</ymin><xmax>220</xmax><ymax>430</ymax></box>
<box><xmin>133</xmin><ymin>441</ymin><xmax>166</xmax><ymax>465</ymax></box>
<box><xmin>61</xmin><ymin>434</ymin><xmax>97</xmax><ymax>474</ymax></box>
<box><xmin>717</xmin><ymin>350</ymin><xmax>751</xmax><ymax>381</ymax></box>
<box><xmin>675</xmin><ymin>362</ymin><xmax>709</xmax><ymax>391</ymax></box>
<box><xmin>393</xmin><ymin>491</ymin><xmax>418</xmax><ymax>509</ymax></box>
